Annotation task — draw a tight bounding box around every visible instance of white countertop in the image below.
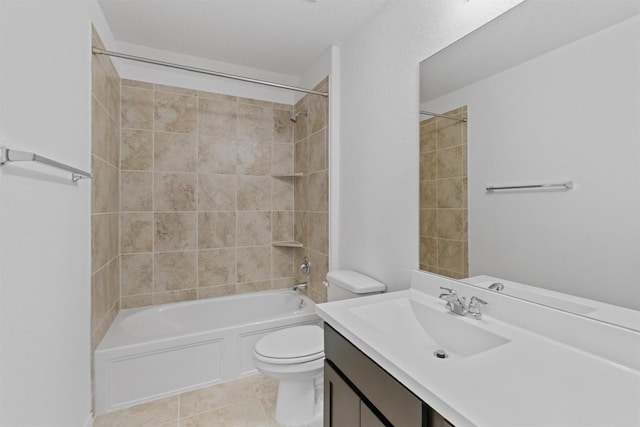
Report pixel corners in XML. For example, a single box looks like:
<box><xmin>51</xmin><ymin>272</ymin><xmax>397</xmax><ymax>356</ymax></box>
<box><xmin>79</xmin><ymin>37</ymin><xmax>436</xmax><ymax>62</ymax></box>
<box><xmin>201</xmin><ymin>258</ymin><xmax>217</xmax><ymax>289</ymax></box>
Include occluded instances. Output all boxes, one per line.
<box><xmin>317</xmin><ymin>272</ymin><xmax>640</xmax><ymax>427</ymax></box>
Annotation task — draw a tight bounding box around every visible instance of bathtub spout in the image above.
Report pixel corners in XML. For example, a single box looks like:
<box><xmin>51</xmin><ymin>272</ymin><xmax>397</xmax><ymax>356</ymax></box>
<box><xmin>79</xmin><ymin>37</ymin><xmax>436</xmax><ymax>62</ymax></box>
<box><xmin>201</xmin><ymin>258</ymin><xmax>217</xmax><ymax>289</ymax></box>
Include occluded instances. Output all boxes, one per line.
<box><xmin>293</xmin><ymin>283</ymin><xmax>308</xmax><ymax>292</ymax></box>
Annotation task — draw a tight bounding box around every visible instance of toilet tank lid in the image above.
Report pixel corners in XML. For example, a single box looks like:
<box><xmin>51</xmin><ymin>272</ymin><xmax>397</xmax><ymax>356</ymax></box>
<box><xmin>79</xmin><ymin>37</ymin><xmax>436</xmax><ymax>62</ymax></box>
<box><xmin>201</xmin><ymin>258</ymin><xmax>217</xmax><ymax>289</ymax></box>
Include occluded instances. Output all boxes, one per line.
<box><xmin>326</xmin><ymin>270</ymin><xmax>386</xmax><ymax>293</ymax></box>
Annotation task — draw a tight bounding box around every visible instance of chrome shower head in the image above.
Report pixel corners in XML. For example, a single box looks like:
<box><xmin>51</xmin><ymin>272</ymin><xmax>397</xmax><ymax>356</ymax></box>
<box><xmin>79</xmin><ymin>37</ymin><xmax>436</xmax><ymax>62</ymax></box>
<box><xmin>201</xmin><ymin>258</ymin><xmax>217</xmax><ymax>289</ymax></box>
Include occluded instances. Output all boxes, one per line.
<box><xmin>290</xmin><ymin>111</ymin><xmax>308</xmax><ymax>123</ymax></box>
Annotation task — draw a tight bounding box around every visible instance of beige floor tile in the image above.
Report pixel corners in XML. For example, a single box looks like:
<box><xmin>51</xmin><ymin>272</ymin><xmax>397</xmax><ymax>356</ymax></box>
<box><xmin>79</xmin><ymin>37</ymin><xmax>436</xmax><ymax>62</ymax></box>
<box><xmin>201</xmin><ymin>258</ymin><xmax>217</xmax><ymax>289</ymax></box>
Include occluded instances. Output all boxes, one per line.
<box><xmin>94</xmin><ymin>396</ymin><xmax>179</xmax><ymax>427</ymax></box>
<box><xmin>253</xmin><ymin>374</ymin><xmax>278</xmax><ymax>397</ymax></box>
<box><xmin>180</xmin><ymin>399</ymin><xmax>268</xmax><ymax>427</ymax></box>
<box><xmin>180</xmin><ymin>376</ymin><xmax>258</xmax><ymax>417</ymax></box>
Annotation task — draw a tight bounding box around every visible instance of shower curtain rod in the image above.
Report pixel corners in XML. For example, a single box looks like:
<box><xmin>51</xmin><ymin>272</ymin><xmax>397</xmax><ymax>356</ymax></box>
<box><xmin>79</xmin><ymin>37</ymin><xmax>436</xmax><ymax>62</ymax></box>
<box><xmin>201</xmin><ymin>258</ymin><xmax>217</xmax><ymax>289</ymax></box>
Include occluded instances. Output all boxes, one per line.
<box><xmin>92</xmin><ymin>47</ymin><xmax>329</xmax><ymax>97</ymax></box>
<box><xmin>419</xmin><ymin>110</ymin><xmax>467</xmax><ymax>122</ymax></box>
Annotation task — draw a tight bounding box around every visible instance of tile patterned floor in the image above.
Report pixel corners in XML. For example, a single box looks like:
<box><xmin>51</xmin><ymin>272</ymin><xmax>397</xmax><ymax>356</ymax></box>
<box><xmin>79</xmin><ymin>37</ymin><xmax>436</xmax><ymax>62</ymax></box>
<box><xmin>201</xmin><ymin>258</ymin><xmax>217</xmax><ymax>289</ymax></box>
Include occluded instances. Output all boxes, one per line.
<box><xmin>94</xmin><ymin>374</ymin><xmax>283</xmax><ymax>427</ymax></box>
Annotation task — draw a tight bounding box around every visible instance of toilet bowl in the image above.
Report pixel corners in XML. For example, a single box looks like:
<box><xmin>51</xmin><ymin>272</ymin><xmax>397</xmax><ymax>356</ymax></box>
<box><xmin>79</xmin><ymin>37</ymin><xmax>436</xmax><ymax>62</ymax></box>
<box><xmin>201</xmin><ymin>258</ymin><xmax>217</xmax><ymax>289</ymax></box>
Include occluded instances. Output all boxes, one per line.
<box><xmin>254</xmin><ymin>271</ymin><xmax>386</xmax><ymax>426</ymax></box>
<box><xmin>254</xmin><ymin>325</ymin><xmax>324</xmax><ymax>426</ymax></box>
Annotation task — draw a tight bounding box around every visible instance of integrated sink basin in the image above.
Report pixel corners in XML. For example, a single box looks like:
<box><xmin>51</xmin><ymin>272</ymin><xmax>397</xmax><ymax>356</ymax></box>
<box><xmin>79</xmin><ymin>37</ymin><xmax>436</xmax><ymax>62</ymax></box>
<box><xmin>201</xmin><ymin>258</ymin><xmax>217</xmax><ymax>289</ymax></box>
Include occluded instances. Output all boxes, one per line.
<box><xmin>350</xmin><ymin>297</ymin><xmax>510</xmax><ymax>358</ymax></box>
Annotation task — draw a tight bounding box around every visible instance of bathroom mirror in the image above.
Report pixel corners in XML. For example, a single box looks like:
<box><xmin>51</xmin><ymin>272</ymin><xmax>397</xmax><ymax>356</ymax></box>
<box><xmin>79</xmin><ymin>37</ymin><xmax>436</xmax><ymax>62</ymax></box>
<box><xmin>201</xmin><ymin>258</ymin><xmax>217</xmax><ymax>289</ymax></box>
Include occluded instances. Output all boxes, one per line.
<box><xmin>419</xmin><ymin>0</ymin><xmax>640</xmax><ymax>331</ymax></box>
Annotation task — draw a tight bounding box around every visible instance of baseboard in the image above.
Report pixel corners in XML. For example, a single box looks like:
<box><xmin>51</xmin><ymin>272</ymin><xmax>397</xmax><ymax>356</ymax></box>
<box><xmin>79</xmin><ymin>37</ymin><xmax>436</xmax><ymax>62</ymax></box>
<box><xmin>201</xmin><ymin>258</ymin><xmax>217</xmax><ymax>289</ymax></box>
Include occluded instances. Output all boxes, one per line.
<box><xmin>83</xmin><ymin>411</ymin><xmax>94</xmax><ymax>427</ymax></box>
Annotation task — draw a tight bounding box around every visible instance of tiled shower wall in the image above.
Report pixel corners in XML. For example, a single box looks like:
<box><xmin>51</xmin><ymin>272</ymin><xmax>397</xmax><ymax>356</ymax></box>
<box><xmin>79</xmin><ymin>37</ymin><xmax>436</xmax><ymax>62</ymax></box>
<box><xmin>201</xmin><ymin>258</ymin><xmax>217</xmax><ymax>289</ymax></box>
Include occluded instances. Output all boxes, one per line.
<box><xmin>119</xmin><ymin>80</ymin><xmax>306</xmax><ymax>308</ymax></box>
<box><xmin>419</xmin><ymin>106</ymin><xmax>468</xmax><ymax>279</ymax></box>
<box><xmin>90</xmin><ymin>27</ymin><xmax>120</xmax><ymax>400</ymax></box>
<box><xmin>294</xmin><ymin>78</ymin><xmax>329</xmax><ymax>303</ymax></box>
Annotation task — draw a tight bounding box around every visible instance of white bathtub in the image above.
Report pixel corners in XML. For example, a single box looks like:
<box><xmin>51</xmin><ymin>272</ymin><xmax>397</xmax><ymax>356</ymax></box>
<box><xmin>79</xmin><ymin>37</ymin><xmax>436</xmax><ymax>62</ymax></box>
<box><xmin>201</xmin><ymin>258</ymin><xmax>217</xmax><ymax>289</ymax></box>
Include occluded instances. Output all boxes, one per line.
<box><xmin>95</xmin><ymin>290</ymin><xmax>320</xmax><ymax>414</ymax></box>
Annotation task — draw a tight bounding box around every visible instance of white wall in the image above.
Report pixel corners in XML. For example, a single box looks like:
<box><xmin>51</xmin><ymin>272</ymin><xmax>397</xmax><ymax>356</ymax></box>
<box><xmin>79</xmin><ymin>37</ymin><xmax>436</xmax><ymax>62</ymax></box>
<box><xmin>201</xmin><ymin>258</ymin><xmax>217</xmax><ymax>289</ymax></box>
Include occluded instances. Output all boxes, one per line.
<box><xmin>336</xmin><ymin>0</ymin><xmax>524</xmax><ymax>291</ymax></box>
<box><xmin>422</xmin><ymin>16</ymin><xmax>640</xmax><ymax>310</ymax></box>
<box><xmin>0</xmin><ymin>1</ymin><xmax>115</xmax><ymax>425</ymax></box>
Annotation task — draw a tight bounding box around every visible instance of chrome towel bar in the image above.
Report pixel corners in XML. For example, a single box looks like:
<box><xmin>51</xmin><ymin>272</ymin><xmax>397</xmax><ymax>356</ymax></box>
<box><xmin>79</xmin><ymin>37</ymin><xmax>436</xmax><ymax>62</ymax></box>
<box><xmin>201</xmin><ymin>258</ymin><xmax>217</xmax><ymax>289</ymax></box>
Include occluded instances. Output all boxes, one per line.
<box><xmin>0</xmin><ymin>146</ymin><xmax>92</xmax><ymax>182</ymax></box>
<box><xmin>486</xmin><ymin>181</ymin><xmax>573</xmax><ymax>192</ymax></box>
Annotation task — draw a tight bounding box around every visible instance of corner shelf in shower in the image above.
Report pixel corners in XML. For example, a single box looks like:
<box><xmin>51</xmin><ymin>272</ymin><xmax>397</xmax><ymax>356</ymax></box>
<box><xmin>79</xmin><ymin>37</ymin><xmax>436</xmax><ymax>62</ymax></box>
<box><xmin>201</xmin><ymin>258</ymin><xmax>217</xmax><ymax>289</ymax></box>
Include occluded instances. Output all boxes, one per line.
<box><xmin>271</xmin><ymin>173</ymin><xmax>304</xmax><ymax>178</ymax></box>
<box><xmin>272</xmin><ymin>241</ymin><xmax>304</xmax><ymax>248</ymax></box>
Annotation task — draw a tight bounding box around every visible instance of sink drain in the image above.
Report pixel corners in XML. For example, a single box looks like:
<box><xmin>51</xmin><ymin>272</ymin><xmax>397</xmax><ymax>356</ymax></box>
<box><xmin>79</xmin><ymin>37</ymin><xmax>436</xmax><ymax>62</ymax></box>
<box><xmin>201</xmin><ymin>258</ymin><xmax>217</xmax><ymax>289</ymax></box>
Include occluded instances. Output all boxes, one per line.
<box><xmin>433</xmin><ymin>349</ymin><xmax>449</xmax><ymax>359</ymax></box>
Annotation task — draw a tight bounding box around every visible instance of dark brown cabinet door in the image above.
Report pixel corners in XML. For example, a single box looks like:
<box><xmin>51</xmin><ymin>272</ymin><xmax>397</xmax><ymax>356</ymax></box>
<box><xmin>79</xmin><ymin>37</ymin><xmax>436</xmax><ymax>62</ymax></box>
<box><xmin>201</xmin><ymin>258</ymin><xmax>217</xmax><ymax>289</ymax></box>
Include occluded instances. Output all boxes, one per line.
<box><xmin>324</xmin><ymin>361</ymin><xmax>361</xmax><ymax>427</ymax></box>
<box><xmin>360</xmin><ymin>401</ymin><xmax>386</xmax><ymax>427</ymax></box>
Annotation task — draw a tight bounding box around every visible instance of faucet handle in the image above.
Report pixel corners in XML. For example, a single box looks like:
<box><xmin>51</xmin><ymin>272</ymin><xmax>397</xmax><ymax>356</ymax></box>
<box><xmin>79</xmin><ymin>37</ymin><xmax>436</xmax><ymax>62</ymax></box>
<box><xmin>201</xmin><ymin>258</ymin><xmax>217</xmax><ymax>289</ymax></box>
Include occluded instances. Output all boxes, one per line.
<box><xmin>468</xmin><ymin>296</ymin><xmax>488</xmax><ymax>319</ymax></box>
<box><xmin>439</xmin><ymin>286</ymin><xmax>456</xmax><ymax>295</ymax></box>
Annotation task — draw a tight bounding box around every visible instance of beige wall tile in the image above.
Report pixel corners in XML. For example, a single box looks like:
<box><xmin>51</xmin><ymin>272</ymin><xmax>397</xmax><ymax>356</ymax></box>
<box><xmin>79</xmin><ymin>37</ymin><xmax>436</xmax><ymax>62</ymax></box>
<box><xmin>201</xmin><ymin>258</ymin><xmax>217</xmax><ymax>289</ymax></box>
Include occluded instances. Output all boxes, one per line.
<box><xmin>198</xmin><ymin>174</ymin><xmax>236</xmax><ymax>211</ymax></box>
<box><xmin>92</xmin><ymin>213</ymin><xmax>118</xmax><ymax>273</ymax></box>
<box><xmin>436</xmin><ymin>118</ymin><xmax>462</xmax><ymax>149</ymax></box>
<box><xmin>198</xmin><ymin>248</ymin><xmax>236</xmax><ymax>287</ymax></box>
<box><xmin>420</xmin><ymin>208</ymin><xmax>437</xmax><ymax>238</ymax></box>
<box><xmin>121</xmin><ymin>129</ymin><xmax>153</xmax><ymax>171</ymax></box>
<box><xmin>197</xmin><ymin>285</ymin><xmax>236</xmax><ymax>299</ymax></box>
<box><xmin>237</xmin><ymin>246</ymin><xmax>271</xmax><ymax>283</ymax></box>
<box><xmin>154</xmin><ymin>251</ymin><xmax>197</xmax><ymax>292</ymax></box>
<box><xmin>273</xmin><ymin>109</ymin><xmax>294</xmax><ymax>143</ymax></box>
<box><xmin>237</xmin><ymin>281</ymin><xmax>271</xmax><ymax>294</ymax></box>
<box><xmin>121</xmin><ymin>86</ymin><xmax>153</xmax><ymax>130</ymax></box>
<box><xmin>437</xmin><ymin>145</ymin><xmax>463</xmax><ymax>179</ymax></box>
<box><xmin>237</xmin><ymin>104</ymin><xmax>272</xmax><ymax>141</ymax></box>
<box><xmin>308</xmin><ymin>96</ymin><xmax>327</xmax><ymax>135</ymax></box>
<box><xmin>308</xmin><ymin>212</ymin><xmax>328</xmax><ymax>255</ymax></box>
<box><xmin>308</xmin><ymin>250</ymin><xmax>328</xmax><ymax>303</ymax></box>
<box><xmin>121</xmin><ymin>294</ymin><xmax>154</xmax><ymax>309</ymax></box>
<box><xmin>294</xmin><ymin>211</ymin><xmax>308</xmax><ymax>247</ymax></box>
<box><xmin>420</xmin><ymin>120</ymin><xmax>436</xmax><ymax>153</ymax></box>
<box><xmin>237</xmin><ymin>176</ymin><xmax>271</xmax><ymax>211</ymax></box>
<box><xmin>308</xmin><ymin>170</ymin><xmax>328</xmax><ymax>212</ymax></box>
<box><xmin>237</xmin><ymin>140</ymin><xmax>271</xmax><ymax>175</ymax></box>
<box><xmin>294</xmin><ymin>139</ymin><xmax>308</xmax><ymax>174</ymax></box>
<box><xmin>122</xmin><ymin>79</ymin><xmax>153</xmax><ymax>89</ymax></box>
<box><xmin>155</xmin><ymin>212</ymin><xmax>197</xmax><ymax>251</ymax></box>
<box><xmin>197</xmin><ymin>91</ymin><xmax>237</xmax><ymax>102</ymax></box>
<box><xmin>154</xmin><ymin>132</ymin><xmax>197</xmax><ymax>172</ymax></box>
<box><xmin>198</xmin><ymin>135</ymin><xmax>236</xmax><ymax>174</ymax></box>
<box><xmin>121</xmin><ymin>253</ymin><xmax>153</xmax><ymax>296</ymax></box>
<box><xmin>91</xmin><ymin>258</ymin><xmax>119</xmax><ymax>334</ymax></box>
<box><xmin>436</xmin><ymin>209</ymin><xmax>467</xmax><ymax>241</ymax></box>
<box><xmin>198</xmin><ymin>97</ymin><xmax>237</xmax><ymax>139</ymax></box>
<box><xmin>271</xmin><ymin>143</ymin><xmax>294</xmax><ymax>175</ymax></box>
<box><xmin>155</xmin><ymin>289</ymin><xmax>197</xmax><ymax>305</ymax></box>
<box><xmin>237</xmin><ymin>211</ymin><xmax>271</xmax><ymax>246</ymax></box>
<box><xmin>420</xmin><ymin>236</ymin><xmax>438</xmax><ymax>267</ymax></box>
<box><xmin>437</xmin><ymin>178</ymin><xmax>463</xmax><ymax>208</ymax></box>
<box><xmin>198</xmin><ymin>212</ymin><xmax>236</xmax><ymax>249</ymax></box>
<box><xmin>121</xmin><ymin>213</ymin><xmax>153</xmax><ymax>253</ymax></box>
<box><xmin>420</xmin><ymin>180</ymin><xmax>437</xmax><ymax>209</ymax></box>
<box><xmin>154</xmin><ymin>173</ymin><xmax>196</xmax><ymax>211</ymax></box>
<box><xmin>420</xmin><ymin>152</ymin><xmax>436</xmax><ymax>181</ymax></box>
<box><xmin>272</xmin><ymin>177</ymin><xmax>294</xmax><ymax>211</ymax></box>
<box><xmin>294</xmin><ymin>111</ymin><xmax>308</xmax><ymax>142</ymax></box>
<box><xmin>154</xmin><ymin>83</ymin><xmax>197</xmax><ymax>96</ymax></box>
<box><xmin>308</xmin><ymin>129</ymin><xmax>326</xmax><ymax>173</ymax></box>
<box><xmin>154</xmin><ymin>92</ymin><xmax>197</xmax><ymax>134</ymax></box>
<box><xmin>121</xmin><ymin>171</ymin><xmax>153</xmax><ymax>212</ymax></box>
<box><xmin>294</xmin><ymin>175</ymin><xmax>308</xmax><ymax>212</ymax></box>
<box><xmin>272</xmin><ymin>247</ymin><xmax>293</xmax><ymax>278</ymax></box>
<box><xmin>272</xmin><ymin>277</ymin><xmax>294</xmax><ymax>289</ymax></box>
<box><xmin>152</xmin><ymin>212</ymin><xmax>193</xmax><ymax>254</ymax></box>
<box><xmin>272</xmin><ymin>211</ymin><xmax>294</xmax><ymax>242</ymax></box>
<box><xmin>92</xmin><ymin>156</ymin><xmax>119</xmax><ymax>214</ymax></box>
<box><xmin>92</xmin><ymin>96</ymin><xmax>119</xmax><ymax>167</ymax></box>
<box><xmin>437</xmin><ymin>239</ymin><xmax>464</xmax><ymax>273</ymax></box>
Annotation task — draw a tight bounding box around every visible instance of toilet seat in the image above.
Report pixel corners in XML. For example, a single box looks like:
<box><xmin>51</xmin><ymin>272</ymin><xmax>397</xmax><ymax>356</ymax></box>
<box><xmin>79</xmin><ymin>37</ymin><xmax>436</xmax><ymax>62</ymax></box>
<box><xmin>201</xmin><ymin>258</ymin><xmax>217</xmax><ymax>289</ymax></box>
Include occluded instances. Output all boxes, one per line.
<box><xmin>254</xmin><ymin>325</ymin><xmax>324</xmax><ymax>365</ymax></box>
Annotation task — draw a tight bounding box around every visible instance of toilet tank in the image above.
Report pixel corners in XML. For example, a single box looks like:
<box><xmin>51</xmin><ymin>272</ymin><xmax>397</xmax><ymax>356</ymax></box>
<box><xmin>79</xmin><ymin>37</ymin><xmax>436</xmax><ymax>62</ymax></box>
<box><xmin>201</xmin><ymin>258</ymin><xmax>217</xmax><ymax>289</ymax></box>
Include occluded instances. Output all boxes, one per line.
<box><xmin>326</xmin><ymin>270</ymin><xmax>386</xmax><ymax>302</ymax></box>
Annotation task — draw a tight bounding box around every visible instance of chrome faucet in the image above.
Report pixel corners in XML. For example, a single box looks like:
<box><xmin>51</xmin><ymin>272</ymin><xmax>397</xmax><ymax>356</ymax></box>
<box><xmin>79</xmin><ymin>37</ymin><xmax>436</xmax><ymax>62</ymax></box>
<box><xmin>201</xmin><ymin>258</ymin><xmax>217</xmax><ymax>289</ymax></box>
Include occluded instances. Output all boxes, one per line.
<box><xmin>488</xmin><ymin>282</ymin><xmax>504</xmax><ymax>292</ymax></box>
<box><xmin>439</xmin><ymin>287</ymin><xmax>488</xmax><ymax>319</ymax></box>
<box><xmin>293</xmin><ymin>283</ymin><xmax>308</xmax><ymax>292</ymax></box>
<box><xmin>439</xmin><ymin>287</ymin><xmax>468</xmax><ymax>316</ymax></box>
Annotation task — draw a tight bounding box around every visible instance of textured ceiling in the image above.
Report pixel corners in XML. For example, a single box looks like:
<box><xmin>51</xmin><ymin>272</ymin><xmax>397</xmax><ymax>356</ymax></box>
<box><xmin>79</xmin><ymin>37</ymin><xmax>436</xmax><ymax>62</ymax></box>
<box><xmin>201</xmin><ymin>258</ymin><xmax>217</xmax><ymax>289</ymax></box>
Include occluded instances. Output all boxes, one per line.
<box><xmin>99</xmin><ymin>0</ymin><xmax>387</xmax><ymax>76</ymax></box>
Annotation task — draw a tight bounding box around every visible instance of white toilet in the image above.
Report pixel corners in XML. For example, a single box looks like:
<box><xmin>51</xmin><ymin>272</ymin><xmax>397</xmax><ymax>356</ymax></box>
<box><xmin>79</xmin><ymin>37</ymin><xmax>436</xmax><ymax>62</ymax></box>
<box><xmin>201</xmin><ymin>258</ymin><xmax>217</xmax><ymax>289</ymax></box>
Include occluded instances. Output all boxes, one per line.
<box><xmin>253</xmin><ymin>270</ymin><xmax>386</xmax><ymax>426</ymax></box>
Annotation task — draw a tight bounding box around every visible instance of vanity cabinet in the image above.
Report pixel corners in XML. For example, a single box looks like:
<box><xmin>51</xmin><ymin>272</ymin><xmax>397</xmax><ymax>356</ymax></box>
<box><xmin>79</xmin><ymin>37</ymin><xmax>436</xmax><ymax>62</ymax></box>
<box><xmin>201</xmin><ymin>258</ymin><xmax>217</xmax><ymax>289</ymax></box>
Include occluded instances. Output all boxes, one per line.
<box><xmin>324</xmin><ymin>324</ymin><xmax>454</xmax><ymax>427</ymax></box>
